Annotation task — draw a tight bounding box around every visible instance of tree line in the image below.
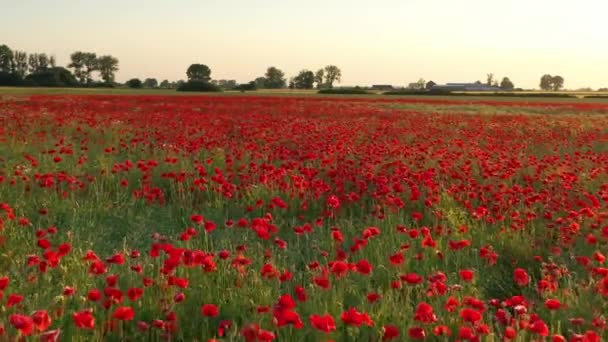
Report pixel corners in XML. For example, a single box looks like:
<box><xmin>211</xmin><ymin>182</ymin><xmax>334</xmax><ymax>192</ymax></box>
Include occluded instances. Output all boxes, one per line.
<box><xmin>0</xmin><ymin>43</ymin><xmax>580</xmax><ymax>92</ymax></box>
<box><xmin>0</xmin><ymin>44</ymin><xmax>119</xmax><ymax>87</ymax></box>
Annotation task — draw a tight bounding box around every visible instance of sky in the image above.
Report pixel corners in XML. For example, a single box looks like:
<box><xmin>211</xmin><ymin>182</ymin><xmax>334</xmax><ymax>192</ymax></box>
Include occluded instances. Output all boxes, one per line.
<box><xmin>2</xmin><ymin>0</ymin><xmax>607</xmax><ymax>89</ymax></box>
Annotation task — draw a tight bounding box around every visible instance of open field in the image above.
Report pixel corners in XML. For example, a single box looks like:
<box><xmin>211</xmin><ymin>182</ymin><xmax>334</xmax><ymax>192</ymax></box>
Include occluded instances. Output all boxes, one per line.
<box><xmin>2</xmin><ymin>86</ymin><xmax>608</xmax><ymax>104</ymax></box>
<box><xmin>0</xmin><ymin>94</ymin><xmax>607</xmax><ymax>341</ymax></box>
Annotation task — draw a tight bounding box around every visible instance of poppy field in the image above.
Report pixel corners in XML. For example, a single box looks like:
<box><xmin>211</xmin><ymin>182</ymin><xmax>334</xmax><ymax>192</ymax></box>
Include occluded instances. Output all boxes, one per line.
<box><xmin>1</xmin><ymin>94</ymin><xmax>608</xmax><ymax>341</ymax></box>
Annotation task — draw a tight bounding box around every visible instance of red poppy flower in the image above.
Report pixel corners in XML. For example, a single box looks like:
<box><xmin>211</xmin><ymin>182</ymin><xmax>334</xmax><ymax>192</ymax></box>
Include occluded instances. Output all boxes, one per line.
<box><xmin>309</xmin><ymin>314</ymin><xmax>336</xmax><ymax>333</ymax></box>
<box><xmin>73</xmin><ymin>310</ymin><xmax>95</xmax><ymax>329</ymax></box>
<box><xmin>113</xmin><ymin>306</ymin><xmax>135</xmax><ymax>321</ymax></box>
<box><xmin>202</xmin><ymin>304</ymin><xmax>219</xmax><ymax>317</ymax></box>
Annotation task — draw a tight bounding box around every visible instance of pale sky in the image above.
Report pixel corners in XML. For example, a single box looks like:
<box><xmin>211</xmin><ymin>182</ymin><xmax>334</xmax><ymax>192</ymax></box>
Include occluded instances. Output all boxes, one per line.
<box><xmin>2</xmin><ymin>0</ymin><xmax>607</xmax><ymax>89</ymax></box>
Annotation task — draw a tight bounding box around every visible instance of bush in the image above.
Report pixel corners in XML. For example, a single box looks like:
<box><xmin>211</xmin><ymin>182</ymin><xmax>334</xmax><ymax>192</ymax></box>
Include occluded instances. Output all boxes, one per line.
<box><xmin>24</xmin><ymin>67</ymin><xmax>78</xmax><ymax>87</ymax></box>
<box><xmin>318</xmin><ymin>87</ymin><xmax>371</xmax><ymax>95</ymax></box>
<box><xmin>177</xmin><ymin>81</ymin><xmax>222</xmax><ymax>92</ymax></box>
<box><xmin>0</xmin><ymin>72</ymin><xmax>22</xmax><ymax>86</ymax></box>
<box><xmin>126</xmin><ymin>79</ymin><xmax>143</xmax><ymax>89</ymax></box>
<box><xmin>234</xmin><ymin>81</ymin><xmax>257</xmax><ymax>92</ymax></box>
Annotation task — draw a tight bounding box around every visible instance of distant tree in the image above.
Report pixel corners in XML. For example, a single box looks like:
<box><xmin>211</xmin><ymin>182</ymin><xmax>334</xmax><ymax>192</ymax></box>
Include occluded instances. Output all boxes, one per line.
<box><xmin>235</xmin><ymin>81</ymin><xmax>257</xmax><ymax>92</ymax></box>
<box><xmin>500</xmin><ymin>77</ymin><xmax>514</xmax><ymax>90</ymax></box>
<box><xmin>598</xmin><ymin>87</ymin><xmax>608</xmax><ymax>92</ymax></box>
<box><xmin>186</xmin><ymin>64</ymin><xmax>211</xmax><ymax>82</ymax></box>
<box><xmin>425</xmin><ymin>80</ymin><xmax>436</xmax><ymax>90</ymax></box>
<box><xmin>293</xmin><ymin>69</ymin><xmax>315</xmax><ymax>89</ymax></box>
<box><xmin>68</xmin><ymin>52</ymin><xmax>85</xmax><ymax>83</ymax></box>
<box><xmin>254</xmin><ymin>77</ymin><xmax>267</xmax><ymax>89</ymax></box>
<box><xmin>486</xmin><ymin>73</ymin><xmax>494</xmax><ymax>86</ymax></box>
<box><xmin>82</xmin><ymin>52</ymin><xmax>98</xmax><ymax>84</ymax></box>
<box><xmin>0</xmin><ymin>44</ymin><xmax>13</xmax><ymax>72</ymax></box>
<box><xmin>28</xmin><ymin>54</ymin><xmax>40</xmax><ymax>74</ymax></box>
<box><xmin>264</xmin><ymin>67</ymin><xmax>286</xmax><ymax>89</ymax></box>
<box><xmin>288</xmin><ymin>78</ymin><xmax>295</xmax><ymax>89</ymax></box>
<box><xmin>36</xmin><ymin>53</ymin><xmax>50</xmax><ymax>72</ymax></box>
<box><xmin>143</xmin><ymin>78</ymin><xmax>158</xmax><ymax>88</ymax></box>
<box><xmin>69</xmin><ymin>51</ymin><xmax>98</xmax><ymax>84</ymax></box>
<box><xmin>218</xmin><ymin>79</ymin><xmax>237</xmax><ymax>89</ymax></box>
<box><xmin>314</xmin><ymin>69</ymin><xmax>325</xmax><ymax>88</ymax></box>
<box><xmin>416</xmin><ymin>78</ymin><xmax>426</xmax><ymax>90</ymax></box>
<box><xmin>12</xmin><ymin>51</ymin><xmax>28</xmax><ymax>77</ymax></box>
<box><xmin>323</xmin><ymin>65</ymin><xmax>341</xmax><ymax>88</ymax></box>
<box><xmin>25</xmin><ymin>67</ymin><xmax>78</xmax><ymax>87</ymax></box>
<box><xmin>540</xmin><ymin>74</ymin><xmax>553</xmax><ymax>91</ymax></box>
<box><xmin>159</xmin><ymin>79</ymin><xmax>170</xmax><ymax>88</ymax></box>
<box><xmin>551</xmin><ymin>75</ymin><xmax>564</xmax><ymax>91</ymax></box>
<box><xmin>97</xmin><ymin>55</ymin><xmax>119</xmax><ymax>84</ymax></box>
<box><xmin>126</xmin><ymin>78</ymin><xmax>143</xmax><ymax>89</ymax></box>
<box><xmin>49</xmin><ymin>55</ymin><xmax>56</xmax><ymax>68</ymax></box>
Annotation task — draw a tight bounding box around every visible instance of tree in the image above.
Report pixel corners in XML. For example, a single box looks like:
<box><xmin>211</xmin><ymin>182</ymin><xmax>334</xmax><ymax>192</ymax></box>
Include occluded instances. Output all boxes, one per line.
<box><xmin>500</xmin><ymin>77</ymin><xmax>514</xmax><ymax>90</ymax></box>
<box><xmin>159</xmin><ymin>80</ymin><xmax>170</xmax><ymax>88</ymax></box>
<box><xmin>97</xmin><ymin>55</ymin><xmax>119</xmax><ymax>84</ymax></box>
<box><xmin>69</xmin><ymin>51</ymin><xmax>98</xmax><ymax>84</ymax></box>
<box><xmin>82</xmin><ymin>53</ymin><xmax>98</xmax><ymax>84</ymax></box>
<box><xmin>314</xmin><ymin>69</ymin><xmax>325</xmax><ymax>88</ymax></box>
<box><xmin>486</xmin><ymin>73</ymin><xmax>494</xmax><ymax>86</ymax></box>
<box><xmin>293</xmin><ymin>69</ymin><xmax>315</xmax><ymax>89</ymax></box>
<box><xmin>323</xmin><ymin>65</ymin><xmax>342</xmax><ymax>88</ymax></box>
<box><xmin>28</xmin><ymin>54</ymin><xmax>40</xmax><ymax>74</ymax></box>
<box><xmin>68</xmin><ymin>52</ymin><xmax>85</xmax><ymax>83</ymax></box>
<box><xmin>49</xmin><ymin>55</ymin><xmax>56</xmax><ymax>68</ymax></box>
<box><xmin>235</xmin><ymin>81</ymin><xmax>257</xmax><ymax>92</ymax></box>
<box><xmin>551</xmin><ymin>75</ymin><xmax>564</xmax><ymax>91</ymax></box>
<box><xmin>12</xmin><ymin>51</ymin><xmax>28</xmax><ymax>78</ymax></box>
<box><xmin>540</xmin><ymin>74</ymin><xmax>553</xmax><ymax>91</ymax></box>
<box><xmin>0</xmin><ymin>44</ymin><xmax>13</xmax><ymax>72</ymax></box>
<box><xmin>25</xmin><ymin>67</ymin><xmax>77</xmax><ymax>87</ymax></box>
<box><xmin>254</xmin><ymin>77</ymin><xmax>267</xmax><ymax>89</ymax></box>
<box><xmin>425</xmin><ymin>80</ymin><xmax>436</xmax><ymax>90</ymax></box>
<box><xmin>416</xmin><ymin>78</ymin><xmax>426</xmax><ymax>90</ymax></box>
<box><xmin>37</xmin><ymin>53</ymin><xmax>50</xmax><ymax>71</ymax></box>
<box><xmin>264</xmin><ymin>67</ymin><xmax>286</xmax><ymax>89</ymax></box>
<box><xmin>186</xmin><ymin>64</ymin><xmax>211</xmax><ymax>82</ymax></box>
<box><xmin>126</xmin><ymin>78</ymin><xmax>143</xmax><ymax>88</ymax></box>
<box><xmin>143</xmin><ymin>78</ymin><xmax>158</xmax><ymax>88</ymax></box>
<box><xmin>218</xmin><ymin>79</ymin><xmax>237</xmax><ymax>89</ymax></box>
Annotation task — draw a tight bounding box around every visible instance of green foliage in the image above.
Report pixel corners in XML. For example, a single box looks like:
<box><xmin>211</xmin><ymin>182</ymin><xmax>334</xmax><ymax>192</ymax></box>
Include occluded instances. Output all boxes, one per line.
<box><xmin>294</xmin><ymin>70</ymin><xmax>315</xmax><ymax>89</ymax></box>
<box><xmin>540</xmin><ymin>74</ymin><xmax>565</xmax><ymax>91</ymax></box>
<box><xmin>0</xmin><ymin>71</ymin><xmax>22</xmax><ymax>86</ymax></box>
<box><xmin>323</xmin><ymin>65</ymin><xmax>341</xmax><ymax>88</ymax></box>
<box><xmin>500</xmin><ymin>77</ymin><xmax>515</xmax><ymax>90</ymax></box>
<box><xmin>235</xmin><ymin>81</ymin><xmax>257</xmax><ymax>92</ymax></box>
<box><xmin>0</xmin><ymin>44</ymin><xmax>14</xmax><ymax>72</ymax></box>
<box><xmin>68</xmin><ymin>51</ymin><xmax>98</xmax><ymax>85</ymax></box>
<box><xmin>186</xmin><ymin>64</ymin><xmax>212</xmax><ymax>82</ymax></box>
<box><xmin>143</xmin><ymin>78</ymin><xmax>158</xmax><ymax>88</ymax></box>
<box><xmin>177</xmin><ymin>80</ymin><xmax>222</xmax><ymax>92</ymax></box>
<box><xmin>11</xmin><ymin>51</ymin><xmax>28</xmax><ymax>78</ymax></box>
<box><xmin>97</xmin><ymin>55</ymin><xmax>119</xmax><ymax>84</ymax></box>
<box><xmin>263</xmin><ymin>66</ymin><xmax>286</xmax><ymax>89</ymax></box>
<box><xmin>24</xmin><ymin>67</ymin><xmax>78</xmax><ymax>87</ymax></box>
<box><xmin>126</xmin><ymin>78</ymin><xmax>143</xmax><ymax>89</ymax></box>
